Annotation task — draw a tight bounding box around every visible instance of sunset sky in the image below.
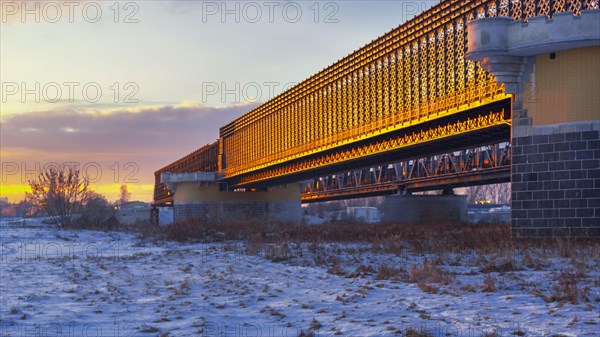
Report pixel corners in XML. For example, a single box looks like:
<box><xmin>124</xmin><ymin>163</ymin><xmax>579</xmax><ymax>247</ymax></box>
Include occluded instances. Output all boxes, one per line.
<box><xmin>1</xmin><ymin>0</ymin><xmax>435</xmax><ymax>202</ymax></box>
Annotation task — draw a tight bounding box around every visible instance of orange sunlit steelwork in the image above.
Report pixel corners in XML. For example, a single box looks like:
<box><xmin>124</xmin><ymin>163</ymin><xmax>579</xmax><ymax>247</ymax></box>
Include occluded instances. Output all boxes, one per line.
<box><xmin>153</xmin><ymin>142</ymin><xmax>219</xmax><ymax>204</ymax></box>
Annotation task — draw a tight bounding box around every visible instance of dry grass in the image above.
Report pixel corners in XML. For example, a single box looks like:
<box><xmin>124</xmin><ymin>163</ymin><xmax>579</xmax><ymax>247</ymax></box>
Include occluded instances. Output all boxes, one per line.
<box><xmin>134</xmin><ymin>219</ymin><xmax>515</xmax><ymax>252</ymax></box>
<box><xmin>404</xmin><ymin>260</ymin><xmax>454</xmax><ymax>285</ymax></box>
<box><xmin>480</xmin><ymin>257</ymin><xmax>520</xmax><ymax>273</ymax></box>
<box><xmin>374</xmin><ymin>263</ymin><xmax>405</xmax><ymax>280</ymax></box>
<box><xmin>176</xmin><ymin>278</ymin><xmax>191</xmax><ymax>296</ymax></box>
<box><xmin>481</xmin><ymin>275</ymin><xmax>497</xmax><ymax>292</ymax></box>
<box><xmin>116</xmin><ymin>218</ymin><xmax>598</xmax><ymax>260</ymax></box>
<box><xmin>125</xmin><ymin>220</ymin><xmax>600</xmax><ymax>285</ymax></box>
<box><xmin>545</xmin><ymin>268</ymin><xmax>589</xmax><ymax>304</ymax></box>
<box><xmin>404</xmin><ymin>327</ymin><xmax>434</xmax><ymax>337</ymax></box>
<box><xmin>481</xmin><ymin>332</ymin><xmax>501</xmax><ymax>337</ymax></box>
<box><xmin>418</xmin><ymin>283</ymin><xmax>439</xmax><ymax>294</ymax></box>
<box><xmin>263</xmin><ymin>243</ymin><xmax>292</xmax><ymax>262</ymax></box>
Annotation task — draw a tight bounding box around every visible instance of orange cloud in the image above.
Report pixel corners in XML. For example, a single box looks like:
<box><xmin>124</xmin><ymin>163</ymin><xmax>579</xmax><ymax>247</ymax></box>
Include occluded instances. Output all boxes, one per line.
<box><xmin>1</xmin><ymin>101</ymin><xmax>255</xmax><ymax>203</ymax></box>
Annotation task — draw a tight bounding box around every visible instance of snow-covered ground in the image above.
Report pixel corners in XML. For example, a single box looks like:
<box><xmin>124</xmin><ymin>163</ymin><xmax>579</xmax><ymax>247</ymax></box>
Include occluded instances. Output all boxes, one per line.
<box><xmin>1</xmin><ymin>218</ymin><xmax>598</xmax><ymax>337</ymax></box>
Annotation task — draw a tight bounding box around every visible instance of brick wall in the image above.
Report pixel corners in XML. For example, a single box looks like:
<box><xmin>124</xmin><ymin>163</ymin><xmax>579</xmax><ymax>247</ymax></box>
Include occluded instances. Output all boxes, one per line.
<box><xmin>511</xmin><ymin>127</ymin><xmax>600</xmax><ymax>238</ymax></box>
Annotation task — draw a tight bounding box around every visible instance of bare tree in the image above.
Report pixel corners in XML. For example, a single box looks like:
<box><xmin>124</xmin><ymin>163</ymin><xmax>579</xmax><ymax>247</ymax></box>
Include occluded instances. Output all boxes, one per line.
<box><xmin>488</xmin><ymin>182</ymin><xmax>511</xmax><ymax>205</ymax></box>
<box><xmin>466</xmin><ymin>185</ymin><xmax>487</xmax><ymax>204</ymax></box>
<box><xmin>118</xmin><ymin>184</ymin><xmax>131</xmax><ymax>205</ymax></box>
<box><xmin>466</xmin><ymin>183</ymin><xmax>511</xmax><ymax>205</ymax></box>
<box><xmin>27</xmin><ymin>165</ymin><xmax>90</xmax><ymax>227</ymax></box>
<box><xmin>80</xmin><ymin>192</ymin><xmax>115</xmax><ymax>228</ymax></box>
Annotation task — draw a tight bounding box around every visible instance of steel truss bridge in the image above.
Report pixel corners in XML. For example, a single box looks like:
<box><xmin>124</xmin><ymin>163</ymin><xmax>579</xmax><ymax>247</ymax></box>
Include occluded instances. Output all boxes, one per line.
<box><xmin>154</xmin><ymin>0</ymin><xmax>598</xmax><ymax>205</ymax></box>
<box><xmin>301</xmin><ymin>142</ymin><xmax>511</xmax><ymax>203</ymax></box>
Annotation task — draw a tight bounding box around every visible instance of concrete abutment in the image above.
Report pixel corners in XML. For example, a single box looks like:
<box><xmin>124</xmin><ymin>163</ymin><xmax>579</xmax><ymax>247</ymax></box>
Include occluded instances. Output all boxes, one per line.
<box><xmin>468</xmin><ymin>11</ymin><xmax>600</xmax><ymax>238</ymax></box>
<box><xmin>170</xmin><ymin>180</ymin><xmax>302</xmax><ymax>224</ymax></box>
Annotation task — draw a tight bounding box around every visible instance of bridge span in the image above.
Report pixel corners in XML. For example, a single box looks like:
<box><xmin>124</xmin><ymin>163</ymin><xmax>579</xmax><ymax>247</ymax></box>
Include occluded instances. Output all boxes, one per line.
<box><xmin>154</xmin><ymin>0</ymin><xmax>600</xmax><ymax>238</ymax></box>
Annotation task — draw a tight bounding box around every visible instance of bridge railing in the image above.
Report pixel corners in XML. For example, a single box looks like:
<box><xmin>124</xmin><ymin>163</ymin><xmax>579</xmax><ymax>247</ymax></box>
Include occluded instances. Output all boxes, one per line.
<box><xmin>219</xmin><ymin>0</ymin><xmax>597</xmax><ymax>180</ymax></box>
<box><xmin>225</xmin><ymin>80</ymin><xmax>505</xmax><ymax>178</ymax></box>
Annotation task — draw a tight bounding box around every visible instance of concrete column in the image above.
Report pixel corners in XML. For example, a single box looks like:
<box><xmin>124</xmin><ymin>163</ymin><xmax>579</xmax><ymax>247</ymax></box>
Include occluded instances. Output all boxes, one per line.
<box><xmin>382</xmin><ymin>194</ymin><xmax>467</xmax><ymax>223</ymax></box>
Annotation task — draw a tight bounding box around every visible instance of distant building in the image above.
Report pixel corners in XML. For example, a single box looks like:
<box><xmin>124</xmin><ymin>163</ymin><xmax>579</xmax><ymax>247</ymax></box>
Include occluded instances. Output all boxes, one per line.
<box><xmin>322</xmin><ymin>207</ymin><xmax>383</xmax><ymax>223</ymax></box>
<box><xmin>468</xmin><ymin>204</ymin><xmax>510</xmax><ymax>224</ymax></box>
<box><xmin>115</xmin><ymin>201</ymin><xmax>150</xmax><ymax>225</ymax></box>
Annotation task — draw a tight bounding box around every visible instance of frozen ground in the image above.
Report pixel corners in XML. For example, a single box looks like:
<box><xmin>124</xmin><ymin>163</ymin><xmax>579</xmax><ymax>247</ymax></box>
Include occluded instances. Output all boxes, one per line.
<box><xmin>1</xmin><ymin>218</ymin><xmax>598</xmax><ymax>337</ymax></box>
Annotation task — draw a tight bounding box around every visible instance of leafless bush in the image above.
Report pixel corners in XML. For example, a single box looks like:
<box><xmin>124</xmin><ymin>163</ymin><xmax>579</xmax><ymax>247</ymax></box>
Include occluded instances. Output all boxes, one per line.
<box><xmin>78</xmin><ymin>192</ymin><xmax>115</xmax><ymax>229</ymax></box>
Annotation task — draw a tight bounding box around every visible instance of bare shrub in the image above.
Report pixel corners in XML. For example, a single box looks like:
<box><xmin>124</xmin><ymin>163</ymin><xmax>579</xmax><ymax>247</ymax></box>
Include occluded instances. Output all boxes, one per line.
<box><xmin>78</xmin><ymin>192</ymin><xmax>115</xmax><ymax>229</ymax></box>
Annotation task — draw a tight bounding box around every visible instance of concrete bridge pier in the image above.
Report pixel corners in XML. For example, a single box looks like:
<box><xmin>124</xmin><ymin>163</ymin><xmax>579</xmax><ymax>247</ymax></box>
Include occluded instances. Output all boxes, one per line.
<box><xmin>381</xmin><ymin>192</ymin><xmax>468</xmax><ymax>223</ymax></box>
<box><xmin>162</xmin><ymin>172</ymin><xmax>302</xmax><ymax>223</ymax></box>
<box><xmin>467</xmin><ymin>11</ymin><xmax>600</xmax><ymax>238</ymax></box>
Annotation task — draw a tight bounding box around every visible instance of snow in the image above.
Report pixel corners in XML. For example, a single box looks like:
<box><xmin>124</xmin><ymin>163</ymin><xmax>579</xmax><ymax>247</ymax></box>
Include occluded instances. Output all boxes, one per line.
<box><xmin>1</xmin><ymin>218</ymin><xmax>598</xmax><ymax>337</ymax></box>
